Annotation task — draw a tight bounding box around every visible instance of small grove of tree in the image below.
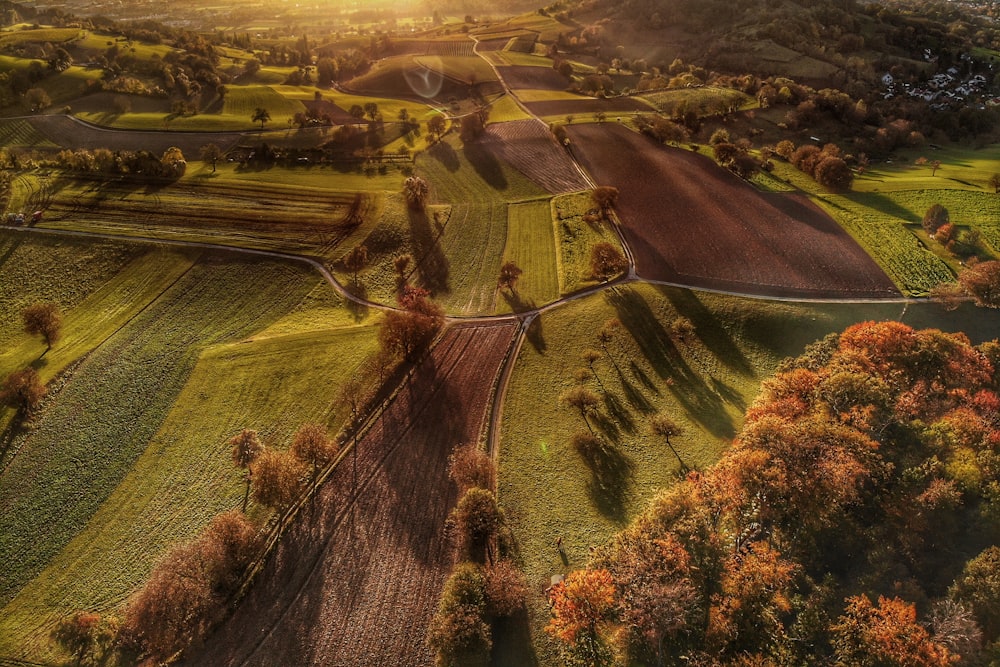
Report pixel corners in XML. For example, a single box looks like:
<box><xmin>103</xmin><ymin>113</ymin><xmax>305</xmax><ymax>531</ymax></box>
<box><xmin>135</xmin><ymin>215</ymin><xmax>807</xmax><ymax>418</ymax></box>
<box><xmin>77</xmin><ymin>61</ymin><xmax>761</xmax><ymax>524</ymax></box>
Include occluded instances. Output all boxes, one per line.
<box><xmin>230</xmin><ymin>429</ymin><xmax>263</xmax><ymax>512</ymax></box>
<box><xmin>497</xmin><ymin>261</ymin><xmax>523</xmax><ymax>296</ymax></box>
<box><xmin>590</xmin><ymin>242</ymin><xmax>628</xmax><ymax>282</ymax></box>
<box><xmin>427</xmin><ymin>562</ymin><xmax>492</xmax><ymax>667</ymax></box>
<box><xmin>199</xmin><ymin>143</ymin><xmax>223</xmax><ymax>172</ymax></box>
<box><xmin>459</xmin><ymin>107</ymin><xmax>489</xmax><ymax>143</ymax></box>
<box><xmin>23</xmin><ymin>302</ymin><xmax>62</xmax><ymax>352</ymax></box>
<box><xmin>251</xmin><ymin>106</ymin><xmax>270</xmax><ymax>129</ymax></box>
<box><xmin>712</xmin><ymin>142</ymin><xmax>760</xmax><ymax>180</ymax></box>
<box><xmin>25</xmin><ymin>87</ymin><xmax>50</xmax><ymax>112</ymax></box>
<box><xmin>790</xmin><ymin>143</ymin><xmax>853</xmax><ymax>190</ymax></box>
<box><xmin>591</xmin><ymin>186</ymin><xmax>619</xmax><ymax>218</ymax></box>
<box><xmin>119</xmin><ymin>511</ymin><xmax>258</xmax><ymax>662</ymax></box>
<box><xmin>958</xmin><ymin>259</ymin><xmax>1000</xmax><ymax>308</ymax></box>
<box><xmin>290</xmin><ymin>422</ymin><xmax>339</xmax><ymax>490</ymax></box>
<box><xmin>378</xmin><ymin>286</ymin><xmax>445</xmax><ymax>362</ymax></box>
<box><xmin>343</xmin><ymin>244</ymin><xmax>368</xmax><ymax>285</ymax></box>
<box><xmin>251</xmin><ymin>448</ymin><xmax>305</xmax><ymax>511</ymax></box>
<box><xmin>427</xmin><ymin>114</ymin><xmax>447</xmax><ymax>142</ymax></box>
<box><xmin>403</xmin><ymin>175</ymin><xmax>429</xmax><ymax>210</ymax></box>
<box><xmin>922</xmin><ymin>203</ymin><xmax>950</xmax><ymax>235</ymax></box>
<box><xmin>51</xmin><ymin>611</ymin><xmax>118</xmax><ymax>666</ymax></box>
<box><xmin>0</xmin><ymin>367</ymin><xmax>47</xmax><ymax>416</ymax></box>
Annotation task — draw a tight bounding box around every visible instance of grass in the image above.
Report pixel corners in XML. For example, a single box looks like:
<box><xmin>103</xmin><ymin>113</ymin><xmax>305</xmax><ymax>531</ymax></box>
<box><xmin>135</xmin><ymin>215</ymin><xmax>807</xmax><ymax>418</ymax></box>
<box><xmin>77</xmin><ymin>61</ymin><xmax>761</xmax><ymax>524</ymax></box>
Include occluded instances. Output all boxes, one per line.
<box><xmin>0</xmin><ymin>317</ymin><xmax>380</xmax><ymax>662</ymax></box>
<box><xmin>224</xmin><ymin>85</ymin><xmax>305</xmax><ymax>124</ymax></box>
<box><xmin>485</xmin><ymin>95</ymin><xmax>532</xmax><ymax>123</ymax></box>
<box><xmin>0</xmin><ymin>27</ymin><xmax>82</xmax><ymax>48</ymax></box>
<box><xmin>414</xmin><ymin>55</ymin><xmax>497</xmax><ymax>84</ymax></box>
<box><xmin>497</xmin><ymin>283</ymin><xmax>1000</xmax><ymax>665</ymax></box>
<box><xmin>552</xmin><ymin>191</ymin><xmax>628</xmax><ymax>295</ymax></box>
<box><xmin>495</xmin><ymin>52</ymin><xmax>553</xmax><ymax>68</ymax></box>
<box><xmin>0</xmin><ymin>119</ymin><xmax>57</xmax><ymax>149</ymax></box>
<box><xmin>638</xmin><ymin>86</ymin><xmax>755</xmax><ymax>116</ymax></box>
<box><xmin>497</xmin><ymin>199</ymin><xmax>561</xmax><ymax>313</ymax></box>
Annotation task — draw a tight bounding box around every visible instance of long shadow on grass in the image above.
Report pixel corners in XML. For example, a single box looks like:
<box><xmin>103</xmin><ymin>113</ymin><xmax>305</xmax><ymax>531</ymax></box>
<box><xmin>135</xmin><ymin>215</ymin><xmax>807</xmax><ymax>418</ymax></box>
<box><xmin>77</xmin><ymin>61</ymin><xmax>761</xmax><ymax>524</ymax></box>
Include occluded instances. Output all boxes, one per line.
<box><xmin>525</xmin><ymin>313</ymin><xmax>547</xmax><ymax>353</ymax></box>
<box><xmin>616</xmin><ymin>366</ymin><xmax>655</xmax><ymax>415</ymax></box>
<box><xmin>463</xmin><ymin>141</ymin><xmax>508</xmax><ymax>191</ymax></box>
<box><xmin>500</xmin><ymin>289</ymin><xmax>535</xmax><ymax>315</ymax></box>
<box><xmin>492</xmin><ymin>609</ymin><xmax>541</xmax><ymax>667</ymax></box>
<box><xmin>662</xmin><ymin>287</ymin><xmax>753</xmax><ymax>377</ymax></box>
<box><xmin>845</xmin><ymin>191</ymin><xmax>917</xmax><ymax>222</ymax></box>
<box><xmin>428</xmin><ymin>140</ymin><xmax>460</xmax><ymax>172</ymax></box>
<box><xmin>577</xmin><ymin>435</ymin><xmax>633</xmax><ymax>524</ymax></box>
<box><xmin>345</xmin><ymin>282</ymin><xmax>370</xmax><ymax>322</ymax></box>
<box><xmin>607</xmin><ymin>288</ymin><xmax>735</xmax><ymax>439</ymax></box>
<box><xmin>603</xmin><ymin>391</ymin><xmax>636</xmax><ymax>435</ymax></box>
<box><xmin>407</xmin><ymin>207</ymin><xmax>450</xmax><ymax>295</ymax></box>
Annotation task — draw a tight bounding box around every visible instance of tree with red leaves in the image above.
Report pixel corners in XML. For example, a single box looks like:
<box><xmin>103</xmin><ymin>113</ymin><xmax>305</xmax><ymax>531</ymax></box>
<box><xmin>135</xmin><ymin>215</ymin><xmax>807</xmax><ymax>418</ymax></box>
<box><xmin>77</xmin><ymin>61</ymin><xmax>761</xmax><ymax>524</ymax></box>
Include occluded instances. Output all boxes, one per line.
<box><xmin>832</xmin><ymin>595</ymin><xmax>952</xmax><ymax>667</ymax></box>
<box><xmin>546</xmin><ymin>569</ymin><xmax>617</xmax><ymax>666</ymax></box>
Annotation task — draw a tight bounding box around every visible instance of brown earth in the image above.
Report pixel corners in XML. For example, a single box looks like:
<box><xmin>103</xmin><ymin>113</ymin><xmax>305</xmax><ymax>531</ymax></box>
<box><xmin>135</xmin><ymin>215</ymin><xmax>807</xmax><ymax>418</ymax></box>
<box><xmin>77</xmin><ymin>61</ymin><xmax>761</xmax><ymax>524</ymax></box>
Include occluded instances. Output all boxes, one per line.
<box><xmin>186</xmin><ymin>321</ymin><xmax>518</xmax><ymax>667</ymax></box>
<box><xmin>496</xmin><ymin>65</ymin><xmax>569</xmax><ymax>92</ymax></box>
<box><xmin>566</xmin><ymin>123</ymin><xmax>899</xmax><ymax>298</ymax></box>
<box><xmin>481</xmin><ymin>119</ymin><xmax>589</xmax><ymax>194</ymax></box>
<box><xmin>26</xmin><ymin>115</ymin><xmax>243</xmax><ymax>156</ymax></box>
<box><xmin>523</xmin><ymin>97</ymin><xmax>655</xmax><ymax>116</ymax></box>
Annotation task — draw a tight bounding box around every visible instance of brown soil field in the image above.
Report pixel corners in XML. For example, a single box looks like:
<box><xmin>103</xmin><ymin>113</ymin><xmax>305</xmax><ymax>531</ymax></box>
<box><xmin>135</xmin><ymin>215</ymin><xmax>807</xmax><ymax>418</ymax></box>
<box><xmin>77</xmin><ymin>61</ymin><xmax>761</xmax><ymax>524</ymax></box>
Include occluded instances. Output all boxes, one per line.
<box><xmin>186</xmin><ymin>321</ymin><xmax>518</xmax><ymax>667</ymax></box>
<box><xmin>496</xmin><ymin>66</ymin><xmax>569</xmax><ymax>92</ymax></box>
<box><xmin>566</xmin><ymin>123</ymin><xmax>899</xmax><ymax>298</ymax></box>
<box><xmin>523</xmin><ymin>97</ymin><xmax>655</xmax><ymax>116</ymax></box>
<box><xmin>27</xmin><ymin>115</ymin><xmax>242</xmax><ymax>156</ymax></box>
<box><xmin>390</xmin><ymin>40</ymin><xmax>476</xmax><ymax>57</ymax></box>
<box><xmin>482</xmin><ymin>119</ymin><xmax>589</xmax><ymax>194</ymax></box>
<box><xmin>476</xmin><ymin>38</ymin><xmax>511</xmax><ymax>52</ymax></box>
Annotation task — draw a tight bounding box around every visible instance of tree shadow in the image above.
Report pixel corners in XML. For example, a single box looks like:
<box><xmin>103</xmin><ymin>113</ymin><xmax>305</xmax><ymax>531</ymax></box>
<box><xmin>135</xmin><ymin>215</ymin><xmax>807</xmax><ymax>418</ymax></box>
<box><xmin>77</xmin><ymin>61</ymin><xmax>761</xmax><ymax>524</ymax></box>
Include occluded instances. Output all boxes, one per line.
<box><xmin>629</xmin><ymin>360</ymin><xmax>660</xmax><ymax>395</ymax></box>
<box><xmin>428</xmin><ymin>140</ymin><xmax>460</xmax><ymax>172</ymax></box>
<box><xmin>491</xmin><ymin>608</ymin><xmax>540</xmax><ymax>667</ymax></box>
<box><xmin>607</xmin><ymin>288</ymin><xmax>736</xmax><ymax>439</ymax></box>
<box><xmin>603</xmin><ymin>391</ymin><xmax>635</xmax><ymax>434</ymax></box>
<box><xmin>345</xmin><ymin>283</ymin><xmax>370</xmax><ymax>322</ymax></box>
<box><xmin>616</xmin><ymin>366</ymin><xmax>655</xmax><ymax>414</ymax></box>
<box><xmin>525</xmin><ymin>314</ymin><xmax>546</xmax><ymax>354</ymax></box>
<box><xmin>582</xmin><ymin>440</ymin><xmax>633</xmax><ymax>524</ymax></box>
<box><xmin>500</xmin><ymin>289</ymin><xmax>535</xmax><ymax>315</ymax></box>
<box><xmin>407</xmin><ymin>207</ymin><xmax>450</xmax><ymax>295</ymax></box>
<box><xmin>662</xmin><ymin>286</ymin><xmax>753</xmax><ymax>377</ymax></box>
<box><xmin>463</xmin><ymin>141</ymin><xmax>508</xmax><ymax>191</ymax></box>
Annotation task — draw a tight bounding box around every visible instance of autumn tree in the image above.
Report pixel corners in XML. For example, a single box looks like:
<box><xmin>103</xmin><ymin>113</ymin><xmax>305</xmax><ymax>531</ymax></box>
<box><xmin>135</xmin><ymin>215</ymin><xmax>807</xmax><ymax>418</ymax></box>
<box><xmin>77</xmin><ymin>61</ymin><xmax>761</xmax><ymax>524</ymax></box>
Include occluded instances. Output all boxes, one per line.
<box><xmin>649</xmin><ymin>413</ymin><xmax>687</xmax><ymax>472</ymax></box>
<box><xmin>394</xmin><ymin>253</ymin><xmax>413</xmax><ymax>285</ymax></box>
<box><xmin>831</xmin><ymin>595</ymin><xmax>953</xmax><ymax>667</ymax></box>
<box><xmin>449</xmin><ymin>487</ymin><xmax>502</xmax><ymax>561</ymax></box>
<box><xmin>427</xmin><ymin>114</ymin><xmax>447</xmax><ymax>142</ymax></box>
<box><xmin>427</xmin><ymin>562</ymin><xmax>491</xmax><ymax>666</ymax></box>
<box><xmin>403</xmin><ymin>174</ymin><xmax>430</xmax><ymax>210</ymax></box>
<box><xmin>497</xmin><ymin>261</ymin><xmax>523</xmax><ymax>296</ymax></box>
<box><xmin>546</xmin><ymin>568</ymin><xmax>617</xmax><ymax>667</ymax></box>
<box><xmin>230</xmin><ymin>429</ymin><xmax>263</xmax><ymax>512</ymax></box>
<box><xmin>343</xmin><ymin>244</ymin><xmax>368</xmax><ymax>285</ymax></box>
<box><xmin>379</xmin><ymin>286</ymin><xmax>444</xmax><ymax>362</ymax></box>
<box><xmin>560</xmin><ymin>385</ymin><xmax>601</xmax><ymax>434</ymax></box>
<box><xmin>590</xmin><ymin>242</ymin><xmax>628</xmax><ymax>281</ymax></box>
<box><xmin>922</xmin><ymin>204</ymin><xmax>950</xmax><ymax>234</ymax></box>
<box><xmin>448</xmin><ymin>443</ymin><xmax>495</xmax><ymax>492</ymax></box>
<box><xmin>51</xmin><ymin>611</ymin><xmax>117</xmax><ymax>666</ymax></box>
<box><xmin>23</xmin><ymin>302</ymin><xmax>62</xmax><ymax>351</ymax></box>
<box><xmin>814</xmin><ymin>156</ymin><xmax>853</xmax><ymax>190</ymax></box>
<box><xmin>290</xmin><ymin>422</ymin><xmax>338</xmax><ymax>489</ymax></box>
<box><xmin>251</xmin><ymin>106</ymin><xmax>270</xmax><ymax>129</ymax></box>
<box><xmin>251</xmin><ymin>449</ymin><xmax>304</xmax><ymax>511</ymax></box>
<box><xmin>483</xmin><ymin>560</ymin><xmax>526</xmax><ymax>617</ymax></box>
<box><xmin>958</xmin><ymin>260</ymin><xmax>1000</xmax><ymax>307</ymax></box>
<box><xmin>199</xmin><ymin>143</ymin><xmax>223</xmax><ymax>172</ymax></box>
<box><xmin>592</xmin><ymin>186</ymin><xmax>619</xmax><ymax>218</ymax></box>
<box><xmin>949</xmin><ymin>546</ymin><xmax>1000</xmax><ymax>640</ymax></box>
<box><xmin>1</xmin><ymin>367</ymin><xmax>47</xmax><ymax>415</ymax></box>
<box><xmin>989</xmin><ymin>173</ymin><xmax>1000</xmax><ymax>194</ymax></box>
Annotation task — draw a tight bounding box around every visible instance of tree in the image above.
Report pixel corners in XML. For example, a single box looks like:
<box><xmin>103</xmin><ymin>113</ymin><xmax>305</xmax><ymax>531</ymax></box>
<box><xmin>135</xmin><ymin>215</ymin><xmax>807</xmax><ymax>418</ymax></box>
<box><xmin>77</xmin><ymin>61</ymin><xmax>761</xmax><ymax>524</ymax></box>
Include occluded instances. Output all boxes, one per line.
<box><xmin>592</xmin><ymin>186</ymin><xmax>619</xmax><ymax>217</ymax></box>
<box><xmin>483</xmin><ymin>560</ymin><xmax>527</xmax><ymax>617</ymax></box>
<box><xmin>349</xmin><ymin>104</ymin><xmax>365</xmax><ymax>121</ymax></box>
<box><xmin>25</xmin><ymin>87</ymin><xmax>50</xmax><ymax>112</ymax></box>
<box><xmin>229</xmin><ymin>429</ymin><xmax>263</xmax><ymax>511</ymax></box>
<box><xmin>251</xmin><ymin>449</ymin><xmax>305</xmax><ymax>510</ymax></box>
<box><xmin>1</xmin><ymin>367</ymin><xmax>47</xmax><ymax>415</ymax></box>
<box><xmin>545</xmin><ymin>569</ymin><xmax>617</xmax><ymax>666</ymax></box>
<box><xmin>200</xmin><ymin>143</ymin><xmax>223</xmax><ymax>173</ymax></box>
<box><xmin>363</xmin><ymin>101</ymin><xmax>379</xmax><ymax>121</ymax></box>
<box><xmin>51</xmin><ymin>611</ymin><xmax>117</xmax><ymax>666</ymax></box>
<box><xmin>989</xmin><ymin>173</ymin><xmax>1000</xmax><ymax>194</ymax></box>
<box><xmin>931</xmin><ymin>159</ymin><xmax>941</xmax><ymax>176</ymax></box>
<box><xmin>959</xmin><ymin>260</ymin><xmax>1000</xmax><ymax>307</ymax></box>
<box><xmin>343</xmin><ymin>245</ymin><xmax>368</xmax><ymax>285</ymax></box>
<box><xmin>22</xmin><ymin>302</ymin><xmax>62</xmax><ymax>351</ymax></box>
<box><xmin>649</xmin><ymin>413</ymin><xmax>687</xmax><ymax>471</ymax></box>
<box><xmin>251</xmin><ymin>106</ymin><xmax>270</xmax><ymax>129</ymax></box>
<box><xmin>460</xmin><ymin>112</ymin><xmax>486</xmax><ymax>142</ymax></box>
<box><xmin>243</xmin><ymin>58</ymin><xmax>261</xmax><ymax>76</ymax></box>
<box><xmin>403</xmin><ymin>175</ymin><xmax>429</xmax><ymax>210</ymax></box>
<box><xmin>448</xmin><ymin>443</ymin><xmax>495</xmax><ymax>492</ymax></box>
<box><xmin>449</xmin><ymin>487</ymin><xmax>503</xmax><ymax>561</ymax></box>
<box><xmin>427</xmin><ymin>114</ymin><xmax>447</xmax><ymax>141</ymax></box>
<box><xmin>497</xmin><ymin>261</ymin><xmax>523</xmax><ymax>296</ymax></box>
<box><xmin>950</xmin><ymin>546</ymin><xmax>1000</xmax><ymax>639</ymax></box>
<box><xmin>560</xmin><ymin>385</ymin><xmax>600</xmax><ymax>434</ymax></box>
<box><xmin>379</xmin><ymin>286</ymin><xmax>444</xmax><ymax>361</ymax></box>
<box><xmin>427</xmin><ymin>562</ymin><xmax>491</xmax><ymax>666</ymax></box>
<box><xmin>922</xmin><ymin>204</ymin><xmax>950</xmax><ymax>234</ymax></box>
<box><xmin>832</xmin><ymin>595</ymin><xmax>953</xmax><ymax>667</ymax></box>
<box><xmin>290</xmin><ymin>422</ymin><xmax>338</xmax><ymax>489</ymax></box>
<box><xmin>590</xmin><ymin>242</ymin><xmax>628</xmax><ymax>281</ymax></box>
<box><xmin>814</xmin><ymin>156</ymin><xmax>853</xmax><ymax>190</ymax></box>
<box><xmin>160</xmin><ymin>146</ymin><xmax>186</xmax><ymax>178</ymax></box>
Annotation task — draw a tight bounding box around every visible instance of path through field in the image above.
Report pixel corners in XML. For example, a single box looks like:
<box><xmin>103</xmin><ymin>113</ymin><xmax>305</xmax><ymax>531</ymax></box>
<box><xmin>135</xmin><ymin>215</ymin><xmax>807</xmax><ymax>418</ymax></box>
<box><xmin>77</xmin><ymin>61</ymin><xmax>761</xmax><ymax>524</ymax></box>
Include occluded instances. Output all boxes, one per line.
<box><xmin>187</xmin><ymin>321</ymin><xmax>518</xmax><ymax>667</ymax></box>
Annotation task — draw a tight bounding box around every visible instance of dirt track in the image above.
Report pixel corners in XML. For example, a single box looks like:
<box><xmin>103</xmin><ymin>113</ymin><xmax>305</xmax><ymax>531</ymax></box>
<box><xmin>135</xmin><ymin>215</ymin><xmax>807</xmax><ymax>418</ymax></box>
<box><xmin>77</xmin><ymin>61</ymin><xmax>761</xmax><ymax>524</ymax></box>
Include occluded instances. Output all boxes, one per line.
<box><xmin>567</xmin><ymin>123</ymin><xmax>899</xmax><ymax>299</ymax></box>
<box><xmin>186</xmin><ymin>321</ymin><xmax>517</xmax><ymax>667</ymax></box>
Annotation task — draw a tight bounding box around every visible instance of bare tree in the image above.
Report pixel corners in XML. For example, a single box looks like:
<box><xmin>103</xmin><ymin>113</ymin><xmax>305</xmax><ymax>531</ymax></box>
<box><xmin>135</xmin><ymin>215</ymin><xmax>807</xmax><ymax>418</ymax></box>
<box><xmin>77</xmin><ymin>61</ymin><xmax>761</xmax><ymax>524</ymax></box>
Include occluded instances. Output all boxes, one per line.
<box><xmin>291</xmin><ymin>423</ymin><xmax>339</xmax><ymax>490</ymax></box>
<box><xmin>560</xmin><ymin>385</ymin><xmax>600</xmax><ymax>434</ymax></box>
<box><xmin>343</xmin><ymin>245</ymin><xmax>368</xmax><ymax>285</ymax></box>
<box><xmin>649</xmin><ymin>413</ymin><xmax>687</xmax><ymax>472</ymax></box>
<box><xmin>403</xmin><ymin>175</ymin><xmax>429</xmax><ymax>210</ymax></box>
<box><xmin>229</xmin><ymin>429</ymin><xmax>263</xmax><ymax>512</ymax></box>
<box><xmin>498</xmin><ymin>261</ymin><xmax>523</xmax><ymax>296</ymax></box>
<box><xmin>199</xmin><ymin>143</ymin><xmax>223</xmax><ymax>173</ymax></box>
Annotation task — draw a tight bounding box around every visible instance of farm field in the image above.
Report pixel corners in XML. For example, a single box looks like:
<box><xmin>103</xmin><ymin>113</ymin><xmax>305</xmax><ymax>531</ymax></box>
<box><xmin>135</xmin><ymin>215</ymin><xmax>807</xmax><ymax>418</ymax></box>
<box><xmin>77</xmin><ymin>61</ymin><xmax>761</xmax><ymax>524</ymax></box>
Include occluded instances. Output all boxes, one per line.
<box><xmin>498</xmin><ymin>283</ymin><xmax>1000</xmax><ymax>664</ymax></box>
<box><xmin>566</xmin><ymin>123</ymin><xmax>899</xmax><ymax>298</ymax></box>
<box><xmin>638</xmin><ymin>86</ymin><xmax>755</xmax><ymax>115</ymax></box>
<box><xmin>497</xmin><ymin>65</ymin><xmax>570</xmax><ymax>91</ymax></box>
<box><xmin>498</xmin><ymin>199</ymin><xmax>561</xmax><ymax>312</ymax></box>
<box><xmin>480</xmin><ymin>119</ymin><xmax>590</xmax><ymax>195</ymax></box>
<box><xmin>524</xmin><ymin>96</ymin><xmax>656</xmax><ymax>117</ymax></box>
<box><xmin>186</xmin><ymin>321</ymin><xmax>518</xmax><ymax>667</ymax></box>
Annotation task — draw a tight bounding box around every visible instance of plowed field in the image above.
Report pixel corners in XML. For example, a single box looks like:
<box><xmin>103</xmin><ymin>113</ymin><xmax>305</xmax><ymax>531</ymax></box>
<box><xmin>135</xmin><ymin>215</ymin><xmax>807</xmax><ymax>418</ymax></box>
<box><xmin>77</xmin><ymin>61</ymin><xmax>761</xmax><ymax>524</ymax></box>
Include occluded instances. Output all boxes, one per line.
<box><xmin>482</xmin><ymin>119</ymin><xmax>589</xmax><ymax>194</ymax></box>
<box><xmin>25</xmin><ymin>115</ymin><xmax>242</xmax><ymax>155</ymax></box>
<box><xmin>566</xmin><ymin>123</ymin><xmax>898</xmax><ymax>298</ymax></box>
<box><xmin>187</xmin><ymin>321</ymin><xmax>518</xmax><ymax>667</ymax></box>
<box><xmin>497</xmin><ymin>65</ymin><xmax>569</xmax><ymax>91</ymax></box>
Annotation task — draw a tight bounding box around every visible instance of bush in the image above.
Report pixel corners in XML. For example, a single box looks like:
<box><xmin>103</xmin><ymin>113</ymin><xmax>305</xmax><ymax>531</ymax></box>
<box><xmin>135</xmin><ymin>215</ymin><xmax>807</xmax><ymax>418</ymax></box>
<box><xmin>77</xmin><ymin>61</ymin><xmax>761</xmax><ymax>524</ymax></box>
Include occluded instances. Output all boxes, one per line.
<box><xmin>922</xmin><ymin>204</ymin><xmax>950</xmax><ymax>234</ymax></box>
<box><xmin>427</xmin><ymin>563</ymin><xmax>491</xmax><ymax>667</ymax></box>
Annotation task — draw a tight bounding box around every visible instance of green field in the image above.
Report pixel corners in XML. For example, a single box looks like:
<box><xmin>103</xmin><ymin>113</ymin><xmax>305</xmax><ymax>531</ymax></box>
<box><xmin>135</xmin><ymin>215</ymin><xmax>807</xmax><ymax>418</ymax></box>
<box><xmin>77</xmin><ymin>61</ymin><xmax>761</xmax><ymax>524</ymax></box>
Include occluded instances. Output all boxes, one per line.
<box><xmin>552</xmin><ymin>191</ymin><xmax>628</xmax><ymax>294</ymax></box>
<box><xmin>497</xmin><ymin>284</ymin><xmax>1000</xmax><ymax>665</ymax></box>
<box><xmin>497</xmin><ymin>199</ymin><xmax>561</xmax><ymax>312</ymax></box>
<box><xmin>639</xmin><ymin>86</ymin><xmax>755</xmax><ymax>116</ymax></box>
<box><xmin>0</xmin><ymin>237</ymin><xmax>380</xmax><ymax>661</ymax></box>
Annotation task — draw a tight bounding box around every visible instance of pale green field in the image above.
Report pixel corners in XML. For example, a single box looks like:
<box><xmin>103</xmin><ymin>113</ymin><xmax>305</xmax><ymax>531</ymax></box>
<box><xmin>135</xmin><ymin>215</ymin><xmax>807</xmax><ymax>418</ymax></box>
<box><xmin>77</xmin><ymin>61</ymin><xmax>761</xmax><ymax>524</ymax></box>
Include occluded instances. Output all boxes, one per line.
<box><xmin>497</xmin><ymin>198</ymin><xmax>561</xmax><ymax>312</ymax></box>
